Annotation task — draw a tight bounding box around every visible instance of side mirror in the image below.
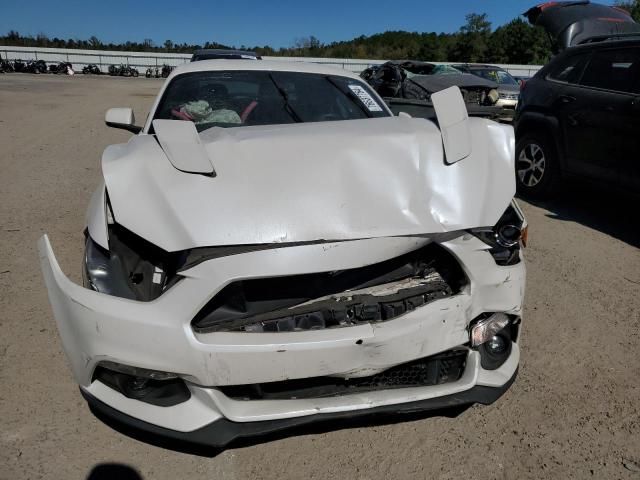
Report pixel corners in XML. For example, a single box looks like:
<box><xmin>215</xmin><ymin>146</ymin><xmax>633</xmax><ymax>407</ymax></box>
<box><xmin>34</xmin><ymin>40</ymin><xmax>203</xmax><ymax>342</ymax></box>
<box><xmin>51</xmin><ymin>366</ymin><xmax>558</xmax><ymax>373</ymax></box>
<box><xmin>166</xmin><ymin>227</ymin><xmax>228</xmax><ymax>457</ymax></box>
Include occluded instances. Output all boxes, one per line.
<box><xmin>105</xmin><ymin>108</ymin><xmax>142</xmax><ymax>134</ymax></box>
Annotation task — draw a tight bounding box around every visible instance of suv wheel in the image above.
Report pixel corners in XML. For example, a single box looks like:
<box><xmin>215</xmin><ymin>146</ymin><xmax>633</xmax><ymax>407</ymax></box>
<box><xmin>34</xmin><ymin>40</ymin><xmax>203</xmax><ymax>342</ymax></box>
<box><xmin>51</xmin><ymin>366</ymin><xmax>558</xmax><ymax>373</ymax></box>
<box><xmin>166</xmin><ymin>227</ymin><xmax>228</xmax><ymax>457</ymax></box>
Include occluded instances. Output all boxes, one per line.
<box><xmin>516</xmin><ymin>133</ymin><xmax>558</xmax><ymax>198</ymax></box>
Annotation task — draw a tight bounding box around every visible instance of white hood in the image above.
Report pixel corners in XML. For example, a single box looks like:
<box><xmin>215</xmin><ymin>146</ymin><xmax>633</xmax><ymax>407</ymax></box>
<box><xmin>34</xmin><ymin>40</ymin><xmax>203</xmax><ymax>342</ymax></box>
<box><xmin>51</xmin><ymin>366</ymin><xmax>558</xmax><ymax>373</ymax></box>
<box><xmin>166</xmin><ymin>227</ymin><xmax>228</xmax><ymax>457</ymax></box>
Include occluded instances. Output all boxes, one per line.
<box><xmin>101</xmin><ymin>116</ymin><xmax>515</xmax><ymax>252</ymax></box>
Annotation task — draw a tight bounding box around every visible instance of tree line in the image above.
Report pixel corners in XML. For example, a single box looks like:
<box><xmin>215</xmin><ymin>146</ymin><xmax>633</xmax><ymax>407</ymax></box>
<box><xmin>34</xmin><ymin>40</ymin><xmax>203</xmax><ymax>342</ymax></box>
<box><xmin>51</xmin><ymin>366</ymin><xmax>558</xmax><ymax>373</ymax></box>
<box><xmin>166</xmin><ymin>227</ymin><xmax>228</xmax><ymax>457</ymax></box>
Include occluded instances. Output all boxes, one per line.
<box><xmin>2</xmin><ymin>1</ymin><xmax>639</xmax><ymax>65</ymax></box>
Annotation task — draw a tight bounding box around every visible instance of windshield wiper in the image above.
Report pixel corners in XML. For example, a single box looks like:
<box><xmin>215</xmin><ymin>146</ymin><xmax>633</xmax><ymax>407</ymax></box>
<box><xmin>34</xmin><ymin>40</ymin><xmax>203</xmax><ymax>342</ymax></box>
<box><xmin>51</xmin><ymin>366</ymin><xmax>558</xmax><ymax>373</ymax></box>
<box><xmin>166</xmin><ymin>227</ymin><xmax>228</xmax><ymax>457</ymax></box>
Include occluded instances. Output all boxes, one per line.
<box><xmin>268</xmin><ymin>73</ymin><xmax>303</xmax><ymax>123</ymax></box>
<box><xmin>324</xmin><ymin>76</ymin><xmax>373</xmax><ymax>118</ymax></box>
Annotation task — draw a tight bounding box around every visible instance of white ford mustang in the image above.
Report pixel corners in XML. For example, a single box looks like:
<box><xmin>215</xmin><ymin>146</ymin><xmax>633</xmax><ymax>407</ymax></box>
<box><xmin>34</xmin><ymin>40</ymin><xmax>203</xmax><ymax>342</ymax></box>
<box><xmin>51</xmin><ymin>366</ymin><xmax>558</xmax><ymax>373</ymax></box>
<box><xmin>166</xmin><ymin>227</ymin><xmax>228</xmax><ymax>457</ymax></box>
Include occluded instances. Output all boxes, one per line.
<box><xmin>39</xmin><ymin>60</ymin><xmax>526</xmax><ymax>448</ymax></box>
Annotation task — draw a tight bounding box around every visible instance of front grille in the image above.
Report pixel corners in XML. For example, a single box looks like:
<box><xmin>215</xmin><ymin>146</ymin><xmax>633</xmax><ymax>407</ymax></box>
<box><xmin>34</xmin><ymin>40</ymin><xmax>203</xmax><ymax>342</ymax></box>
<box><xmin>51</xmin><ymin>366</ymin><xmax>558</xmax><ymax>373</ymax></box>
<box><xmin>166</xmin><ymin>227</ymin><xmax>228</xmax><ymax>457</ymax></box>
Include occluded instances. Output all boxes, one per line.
<box><xmin>192</xmin><ymin>243</ymin><xmax>467</xmax><ymax>333</ymax></box>
<box><xmin>220</xmin><ymin>349</ymin><xmax>468</xmax><ymax>400</ymax></box>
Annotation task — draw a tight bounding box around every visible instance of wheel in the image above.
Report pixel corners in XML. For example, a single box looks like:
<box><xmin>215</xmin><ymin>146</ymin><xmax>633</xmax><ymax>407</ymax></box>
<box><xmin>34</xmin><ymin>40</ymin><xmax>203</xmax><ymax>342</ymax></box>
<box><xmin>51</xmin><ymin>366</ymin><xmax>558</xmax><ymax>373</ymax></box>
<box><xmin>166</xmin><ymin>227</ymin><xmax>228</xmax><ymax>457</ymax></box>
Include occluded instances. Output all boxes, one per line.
<box><xmin>515</xmin><ymin>132</ymin><xmax>559</xmax><ymax>198</ymax></box>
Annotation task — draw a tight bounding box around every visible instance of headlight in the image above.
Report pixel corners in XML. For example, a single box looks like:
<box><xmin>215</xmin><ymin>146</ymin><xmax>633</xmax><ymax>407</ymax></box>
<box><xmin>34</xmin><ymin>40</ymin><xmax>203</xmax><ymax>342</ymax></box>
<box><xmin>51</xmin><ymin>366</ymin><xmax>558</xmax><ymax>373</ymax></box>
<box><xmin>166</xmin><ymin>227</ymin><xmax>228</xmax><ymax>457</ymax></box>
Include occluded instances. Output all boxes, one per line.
<box><xmin>83</xmin><ymin>224</ymin><xmax>180</xmax><ymax>301</ymax></box>
<box><xmin>469</xmin><ymin>200</ymin><xmax>527</xmax><ymax>266</ymax></box>
<box><xmin>83</xmin><ymin>235</ymin><xmax>137</xmax><ymax>299</ymax></box>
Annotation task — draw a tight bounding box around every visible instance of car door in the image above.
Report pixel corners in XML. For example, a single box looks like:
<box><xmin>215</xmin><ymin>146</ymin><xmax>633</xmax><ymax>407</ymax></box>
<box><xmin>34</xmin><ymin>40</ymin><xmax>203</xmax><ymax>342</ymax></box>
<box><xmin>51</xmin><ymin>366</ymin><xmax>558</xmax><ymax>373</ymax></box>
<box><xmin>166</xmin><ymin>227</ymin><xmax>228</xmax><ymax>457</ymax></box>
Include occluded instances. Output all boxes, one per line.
<box><xmin>551</xmin><ymin>47</ymin><xmax>640</xmax><ymax>185</ymax></box>
<box><xmin>545</xmin><ymin>51</ymin><xmax>620</xmax><ymax>183</ymax></box>
<box><xmin>627</xmin><ymin>86</ymin><xmax>640</xmax><ymax>190</ymax></box>
<box><xmin>575</xmin><ymin>46</ymin><xmax>640</xmax><ymax>189</ymax></box>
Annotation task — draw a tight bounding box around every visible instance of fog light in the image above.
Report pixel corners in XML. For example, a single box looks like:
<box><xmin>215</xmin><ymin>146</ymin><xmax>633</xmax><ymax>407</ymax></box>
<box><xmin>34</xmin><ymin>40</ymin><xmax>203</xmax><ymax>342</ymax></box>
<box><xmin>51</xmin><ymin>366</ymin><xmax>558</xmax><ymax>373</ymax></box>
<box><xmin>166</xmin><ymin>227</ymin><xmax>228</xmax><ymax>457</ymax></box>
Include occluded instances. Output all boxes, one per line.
<box><xmin>470</xmin><ymin>313</ymin><xmax>510</xmax><ymax>347</ymax></box>
<box><xmin>125</xmin><ymin>377</ymin><xmax>151</xmax><ymax>399</ymax></box>
<box><xmin>486</xmin><ymin>335</ymin><xmax>508</xmax><ymax>354</ymax></box>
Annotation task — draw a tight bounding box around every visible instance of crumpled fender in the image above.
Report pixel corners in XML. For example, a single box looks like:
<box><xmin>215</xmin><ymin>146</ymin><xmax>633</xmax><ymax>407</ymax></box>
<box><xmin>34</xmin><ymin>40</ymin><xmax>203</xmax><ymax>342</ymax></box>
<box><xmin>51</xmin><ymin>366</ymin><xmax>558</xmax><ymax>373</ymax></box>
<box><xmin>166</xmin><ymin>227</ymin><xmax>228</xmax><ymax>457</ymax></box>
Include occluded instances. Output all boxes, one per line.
<box><xmin>102</xmin><ymin>116</ymin><xmax>515</xmax><ymax>252</ymax></box>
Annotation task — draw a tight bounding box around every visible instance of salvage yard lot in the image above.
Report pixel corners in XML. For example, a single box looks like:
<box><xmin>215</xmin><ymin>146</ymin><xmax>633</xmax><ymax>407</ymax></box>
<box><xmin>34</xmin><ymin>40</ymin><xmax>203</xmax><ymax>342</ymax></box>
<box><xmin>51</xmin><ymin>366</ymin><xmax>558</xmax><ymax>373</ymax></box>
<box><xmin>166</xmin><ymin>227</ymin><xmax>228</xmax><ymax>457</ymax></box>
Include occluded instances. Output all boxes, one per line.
<box><xmin>0</xmin><ymin>74</ymin><xmax>638</xmax><ymax>480</ymax></box>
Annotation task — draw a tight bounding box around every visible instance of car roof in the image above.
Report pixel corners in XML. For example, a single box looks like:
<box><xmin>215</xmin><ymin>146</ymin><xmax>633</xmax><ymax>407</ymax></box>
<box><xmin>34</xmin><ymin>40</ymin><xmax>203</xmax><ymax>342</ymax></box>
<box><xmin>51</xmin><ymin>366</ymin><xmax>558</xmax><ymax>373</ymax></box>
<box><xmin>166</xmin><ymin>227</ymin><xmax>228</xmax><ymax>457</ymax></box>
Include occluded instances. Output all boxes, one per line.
<box><xmin>193</xmin><ymin>49</ymin><xmax>258</xmax><ymax>56</ymax></box>
<box><xmin>167</xmin><ymin>59</ymin><xmax>364</xmax><ymax>81</ymax></box>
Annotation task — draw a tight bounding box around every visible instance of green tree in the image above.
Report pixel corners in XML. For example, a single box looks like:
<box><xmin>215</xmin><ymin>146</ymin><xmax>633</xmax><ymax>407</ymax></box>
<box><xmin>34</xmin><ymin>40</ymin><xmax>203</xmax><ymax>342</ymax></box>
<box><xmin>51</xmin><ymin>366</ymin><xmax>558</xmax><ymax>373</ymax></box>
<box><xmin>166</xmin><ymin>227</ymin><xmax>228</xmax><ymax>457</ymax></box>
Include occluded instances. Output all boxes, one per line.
<box><xmin>450</xmin><ymin>13</ymin><xmax>492</xmax><ymax>62</ymax></box>
<box><xmin>488</xmin><ymin>18</ymin><xmax>551</xmax><ymax>64</ymax></box>
<box><xmin>88</xmin><ymin>36</ymin><xmax>102</xmax><ymax>49</ymax></box>
<box><xmin>615</xmin><ymin>0</ymin><xmax>640</xmax><ymax>21</ymax></box>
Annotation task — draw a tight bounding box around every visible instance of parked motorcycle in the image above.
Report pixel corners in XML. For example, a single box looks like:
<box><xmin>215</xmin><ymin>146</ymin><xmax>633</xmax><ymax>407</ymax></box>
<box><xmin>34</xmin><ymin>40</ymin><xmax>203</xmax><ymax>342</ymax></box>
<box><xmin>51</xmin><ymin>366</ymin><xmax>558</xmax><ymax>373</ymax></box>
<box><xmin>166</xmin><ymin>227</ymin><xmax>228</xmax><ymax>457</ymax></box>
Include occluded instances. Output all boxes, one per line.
<box><xmin>82</xmin><ymin>64</ymin><xmax>101</xmax><ymax>75</ymax></box>
<box><xmin>25</xmin><ymin>59</ymin><xmax>48</xmax><ymax>74</ymax></box>
<box><xmin>49</xmin><ymin>62</ymin><xmax>74</xmax><ymax>75</ymax></box>
<box><xmin>13</xmin><ymin>59</ymin><xmax>26</xmax><ymax>72</ymax></box>
<box><xmin>35</xmin><ymin>60</ymin><xmax>48</xmax><ymax>73</ymax></box>
<box><xmin>1</xmin><ymin>60</ymin><xmax>14</xmax><ymax>72</ymax></box>
<box><xmin>145</xmin><ymin>66</ymin><xmax>160</xmax><ymax>78</ymax></box>
<box><xmin>109</xmin><ymin>64</ymin><xmax>139</xmax><ymax>77</ymax></box>
<box><xmin>161</xmin><ymin>64</ymin><xmax>173</xmax><ymax>78</ymax></box>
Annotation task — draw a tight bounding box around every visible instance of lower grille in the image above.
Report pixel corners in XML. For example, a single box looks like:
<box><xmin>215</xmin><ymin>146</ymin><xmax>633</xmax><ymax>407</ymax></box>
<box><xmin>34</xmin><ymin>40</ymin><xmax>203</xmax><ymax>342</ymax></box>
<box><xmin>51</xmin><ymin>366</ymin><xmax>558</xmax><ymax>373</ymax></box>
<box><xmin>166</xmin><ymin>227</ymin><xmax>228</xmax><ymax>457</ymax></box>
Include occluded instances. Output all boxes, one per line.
<box><xmin>220</xmin><ymin>349</ymin><xmax>468</xmax><ymax>400</ymax></box>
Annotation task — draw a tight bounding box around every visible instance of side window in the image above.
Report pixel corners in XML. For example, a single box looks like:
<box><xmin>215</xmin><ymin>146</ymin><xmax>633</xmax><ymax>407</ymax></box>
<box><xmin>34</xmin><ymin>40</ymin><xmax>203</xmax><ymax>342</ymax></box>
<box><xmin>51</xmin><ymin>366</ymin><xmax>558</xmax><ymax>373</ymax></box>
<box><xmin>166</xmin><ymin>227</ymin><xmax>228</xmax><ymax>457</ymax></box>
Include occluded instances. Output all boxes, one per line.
<box><xmin>579</xmin><ymin>48</ymin><xmax>640</xmax><ymax>94</ymax></box>
<box><xmin>548</xmin><ymin>53</ymin><xmax>590</xmax><ymax>84</ymax></box>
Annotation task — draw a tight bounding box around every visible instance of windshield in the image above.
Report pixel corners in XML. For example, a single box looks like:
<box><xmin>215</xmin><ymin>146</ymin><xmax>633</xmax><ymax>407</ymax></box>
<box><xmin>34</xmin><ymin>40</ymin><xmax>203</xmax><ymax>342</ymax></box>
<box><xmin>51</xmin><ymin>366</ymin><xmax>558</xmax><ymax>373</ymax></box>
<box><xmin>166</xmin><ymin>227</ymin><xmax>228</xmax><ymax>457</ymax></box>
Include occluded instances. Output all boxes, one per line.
<box><xmin>471</xmin><ymin>69</ymin><xmax>519</xmax><ymax>86</ymax></box>
<box><xmin>152</xmin><ymin>70</ymin><xmax>389</xmax><ymax>132</ymax></box>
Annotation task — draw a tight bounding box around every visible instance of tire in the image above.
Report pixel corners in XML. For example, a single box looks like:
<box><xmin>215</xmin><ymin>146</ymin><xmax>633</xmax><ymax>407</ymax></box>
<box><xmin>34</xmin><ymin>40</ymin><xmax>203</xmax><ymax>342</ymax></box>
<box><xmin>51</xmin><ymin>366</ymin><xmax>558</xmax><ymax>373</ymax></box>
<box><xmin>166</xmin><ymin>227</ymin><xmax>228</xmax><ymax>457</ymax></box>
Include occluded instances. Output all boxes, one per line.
<box><xmin>515</xmin><ymin>132</ymin><xmax>560</xmax><ymax>199</ymax></box>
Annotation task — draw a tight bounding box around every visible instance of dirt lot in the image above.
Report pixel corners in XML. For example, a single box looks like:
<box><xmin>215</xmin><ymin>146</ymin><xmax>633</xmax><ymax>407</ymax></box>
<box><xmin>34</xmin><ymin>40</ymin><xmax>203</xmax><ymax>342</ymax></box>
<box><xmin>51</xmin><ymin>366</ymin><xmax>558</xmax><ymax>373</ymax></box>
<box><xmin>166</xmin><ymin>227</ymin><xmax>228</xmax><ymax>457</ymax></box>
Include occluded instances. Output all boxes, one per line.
<box><xmin>0</xmin><ymin>74</ymin><xmax>639</xmax><ymax>480</ymax></box>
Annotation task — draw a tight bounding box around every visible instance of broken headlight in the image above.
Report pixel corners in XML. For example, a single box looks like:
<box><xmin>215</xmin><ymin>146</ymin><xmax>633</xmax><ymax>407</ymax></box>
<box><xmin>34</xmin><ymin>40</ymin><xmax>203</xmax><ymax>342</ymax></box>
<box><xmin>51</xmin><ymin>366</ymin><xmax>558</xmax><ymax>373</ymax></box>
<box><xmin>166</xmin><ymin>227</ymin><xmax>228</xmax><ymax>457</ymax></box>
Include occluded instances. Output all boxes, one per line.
<box><xmin>83</xmin><ymin>224</ymin><xmax>181</xmax><ymax>301</ymax></box>
<box><xmin>470</xmin><ymin>201</ymin><xmax>526</xmax><ymax>266</ymax></box>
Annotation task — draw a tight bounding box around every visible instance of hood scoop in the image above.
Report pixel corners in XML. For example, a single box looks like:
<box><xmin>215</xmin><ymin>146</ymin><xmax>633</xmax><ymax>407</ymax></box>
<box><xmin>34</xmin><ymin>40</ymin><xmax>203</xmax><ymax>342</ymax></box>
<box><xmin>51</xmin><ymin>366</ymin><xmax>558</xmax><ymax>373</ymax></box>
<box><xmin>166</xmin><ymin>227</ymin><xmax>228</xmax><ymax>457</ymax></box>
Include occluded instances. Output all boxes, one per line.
<box><xmin>152</xmin><ymin>119</ymin><xmax>216</xmax><ymax>176</ymax></box>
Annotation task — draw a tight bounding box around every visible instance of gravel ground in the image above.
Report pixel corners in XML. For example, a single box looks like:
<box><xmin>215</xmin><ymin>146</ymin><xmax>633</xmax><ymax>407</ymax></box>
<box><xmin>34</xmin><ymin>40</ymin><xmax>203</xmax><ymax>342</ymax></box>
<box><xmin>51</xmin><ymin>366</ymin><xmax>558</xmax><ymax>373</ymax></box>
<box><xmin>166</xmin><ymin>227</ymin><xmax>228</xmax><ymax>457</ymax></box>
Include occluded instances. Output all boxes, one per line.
<box><xmin>1</xmin><ymin>74</ymin><xmax>639</xmax><ymax>480</ymax></box>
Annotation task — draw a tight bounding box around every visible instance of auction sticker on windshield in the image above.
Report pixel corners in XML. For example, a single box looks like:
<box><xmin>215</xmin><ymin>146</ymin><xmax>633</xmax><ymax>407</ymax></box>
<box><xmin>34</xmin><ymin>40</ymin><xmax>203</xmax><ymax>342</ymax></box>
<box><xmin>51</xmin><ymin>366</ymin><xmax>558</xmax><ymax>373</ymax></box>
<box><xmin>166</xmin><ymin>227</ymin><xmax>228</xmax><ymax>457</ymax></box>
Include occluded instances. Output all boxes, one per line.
<box><xmin>348</xmin><ymin>85</ymin><xmax>383</xmax><ymax>112</ymax></box>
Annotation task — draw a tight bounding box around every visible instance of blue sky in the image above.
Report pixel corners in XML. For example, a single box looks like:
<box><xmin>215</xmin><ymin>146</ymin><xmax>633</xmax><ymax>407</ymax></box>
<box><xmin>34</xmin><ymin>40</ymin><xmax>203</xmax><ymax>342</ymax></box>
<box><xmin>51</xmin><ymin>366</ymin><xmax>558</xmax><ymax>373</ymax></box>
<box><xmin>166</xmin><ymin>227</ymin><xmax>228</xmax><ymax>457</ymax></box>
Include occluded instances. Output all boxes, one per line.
<box><xmin>1</xmin><ymin>0</ymin><xmax>617</xmax><ymax>48</ymax></box>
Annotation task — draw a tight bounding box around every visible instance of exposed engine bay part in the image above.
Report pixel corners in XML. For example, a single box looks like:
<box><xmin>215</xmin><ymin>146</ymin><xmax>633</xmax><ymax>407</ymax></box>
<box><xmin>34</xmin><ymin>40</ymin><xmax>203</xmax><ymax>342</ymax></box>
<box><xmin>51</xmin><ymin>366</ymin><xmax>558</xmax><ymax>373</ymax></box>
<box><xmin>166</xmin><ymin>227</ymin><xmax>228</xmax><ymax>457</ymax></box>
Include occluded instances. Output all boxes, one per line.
<box><xmin>525</xmin><ymin>1</ymin><xmax>640</xmax><ymax>51</ymax></box>
<box><xmin>102</xmin><ymin>115</ymin><xmax>515</xmax><ymax>251</ymax></box>
<box><xmin>191</xmin><ymin>243</ymin><xmax>466</xmax><ymax>333</ymax></box>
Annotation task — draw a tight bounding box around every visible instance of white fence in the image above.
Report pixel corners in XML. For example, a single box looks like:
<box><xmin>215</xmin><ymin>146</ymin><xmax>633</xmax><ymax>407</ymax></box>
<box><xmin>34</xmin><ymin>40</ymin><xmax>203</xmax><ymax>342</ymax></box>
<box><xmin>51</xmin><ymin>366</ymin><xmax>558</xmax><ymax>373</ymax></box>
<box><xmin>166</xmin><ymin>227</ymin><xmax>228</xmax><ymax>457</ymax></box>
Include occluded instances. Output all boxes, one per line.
<box><xmin>0</xmin><ymin>45</ymin><xmax>542</xmax><ymax>77</ymax></box>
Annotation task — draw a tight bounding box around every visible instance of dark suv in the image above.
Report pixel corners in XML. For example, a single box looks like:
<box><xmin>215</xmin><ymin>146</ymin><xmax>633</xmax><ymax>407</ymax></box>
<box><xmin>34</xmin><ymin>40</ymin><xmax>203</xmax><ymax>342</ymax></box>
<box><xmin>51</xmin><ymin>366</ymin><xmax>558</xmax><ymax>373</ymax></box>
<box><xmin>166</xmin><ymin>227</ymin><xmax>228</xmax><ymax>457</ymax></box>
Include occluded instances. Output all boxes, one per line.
<box><xmin>514</xmin><ymin>1</ymin><xmax>640</xmax><ymax>197</ymax></box>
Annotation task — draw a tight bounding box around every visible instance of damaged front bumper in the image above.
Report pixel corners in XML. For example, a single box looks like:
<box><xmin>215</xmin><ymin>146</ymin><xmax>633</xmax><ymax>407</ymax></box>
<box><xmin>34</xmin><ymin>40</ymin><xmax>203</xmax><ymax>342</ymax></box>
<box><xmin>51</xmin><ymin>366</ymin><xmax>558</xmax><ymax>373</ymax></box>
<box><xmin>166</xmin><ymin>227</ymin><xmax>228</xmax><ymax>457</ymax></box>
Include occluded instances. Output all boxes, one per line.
<box><xmin>39</xmin><ymin>233</ymin><xmax>525</xmax><ymax>447</ymax></box>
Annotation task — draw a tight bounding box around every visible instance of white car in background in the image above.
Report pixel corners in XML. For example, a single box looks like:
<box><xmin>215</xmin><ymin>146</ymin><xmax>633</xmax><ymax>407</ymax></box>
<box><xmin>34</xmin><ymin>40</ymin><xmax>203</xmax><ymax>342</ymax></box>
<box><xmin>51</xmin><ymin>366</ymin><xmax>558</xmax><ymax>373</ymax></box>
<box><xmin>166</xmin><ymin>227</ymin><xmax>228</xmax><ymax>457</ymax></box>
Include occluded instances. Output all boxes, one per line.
<box><xmin>39</xmin><ymin>60</ymin><xmax>526</xmax><ymax>448</ymax></box>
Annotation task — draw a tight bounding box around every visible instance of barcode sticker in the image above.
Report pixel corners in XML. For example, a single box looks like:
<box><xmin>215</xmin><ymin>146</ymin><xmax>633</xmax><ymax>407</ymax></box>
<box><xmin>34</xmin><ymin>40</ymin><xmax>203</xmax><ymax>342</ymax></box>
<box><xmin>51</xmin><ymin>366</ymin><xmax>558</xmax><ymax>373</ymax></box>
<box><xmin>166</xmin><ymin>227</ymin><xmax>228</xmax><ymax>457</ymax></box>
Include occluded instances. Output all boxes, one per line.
<box><xmin>348</xmin><ymin>85</ymin><xmax>383</xmax><ymax>112</ymax></box>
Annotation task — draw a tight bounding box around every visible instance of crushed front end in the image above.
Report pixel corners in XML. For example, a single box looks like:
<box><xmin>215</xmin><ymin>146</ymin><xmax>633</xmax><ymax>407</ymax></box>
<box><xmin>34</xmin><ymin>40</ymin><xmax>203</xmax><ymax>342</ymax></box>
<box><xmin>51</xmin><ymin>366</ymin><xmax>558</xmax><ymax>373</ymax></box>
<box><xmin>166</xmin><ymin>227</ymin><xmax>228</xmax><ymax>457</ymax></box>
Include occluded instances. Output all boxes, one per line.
<box><xmin>40</xmin><ymin>108</ymin><xmax>525</xmax><ymax>448</ymax></box>
<box><xmin>39</xmin><ymin>204</ymin><xmax>525</xmax><ymax>448</ymax></box>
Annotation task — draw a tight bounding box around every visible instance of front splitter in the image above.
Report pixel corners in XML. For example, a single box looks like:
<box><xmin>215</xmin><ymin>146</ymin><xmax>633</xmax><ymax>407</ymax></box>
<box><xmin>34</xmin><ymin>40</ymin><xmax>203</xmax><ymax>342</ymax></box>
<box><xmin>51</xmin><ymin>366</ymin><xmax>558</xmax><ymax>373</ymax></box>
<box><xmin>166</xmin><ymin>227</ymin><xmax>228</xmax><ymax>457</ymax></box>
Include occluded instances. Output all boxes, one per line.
<box><xmin>82</xmin><ymin>367</ymin><xmax>518</xmax><ymax>451</ymax></box>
